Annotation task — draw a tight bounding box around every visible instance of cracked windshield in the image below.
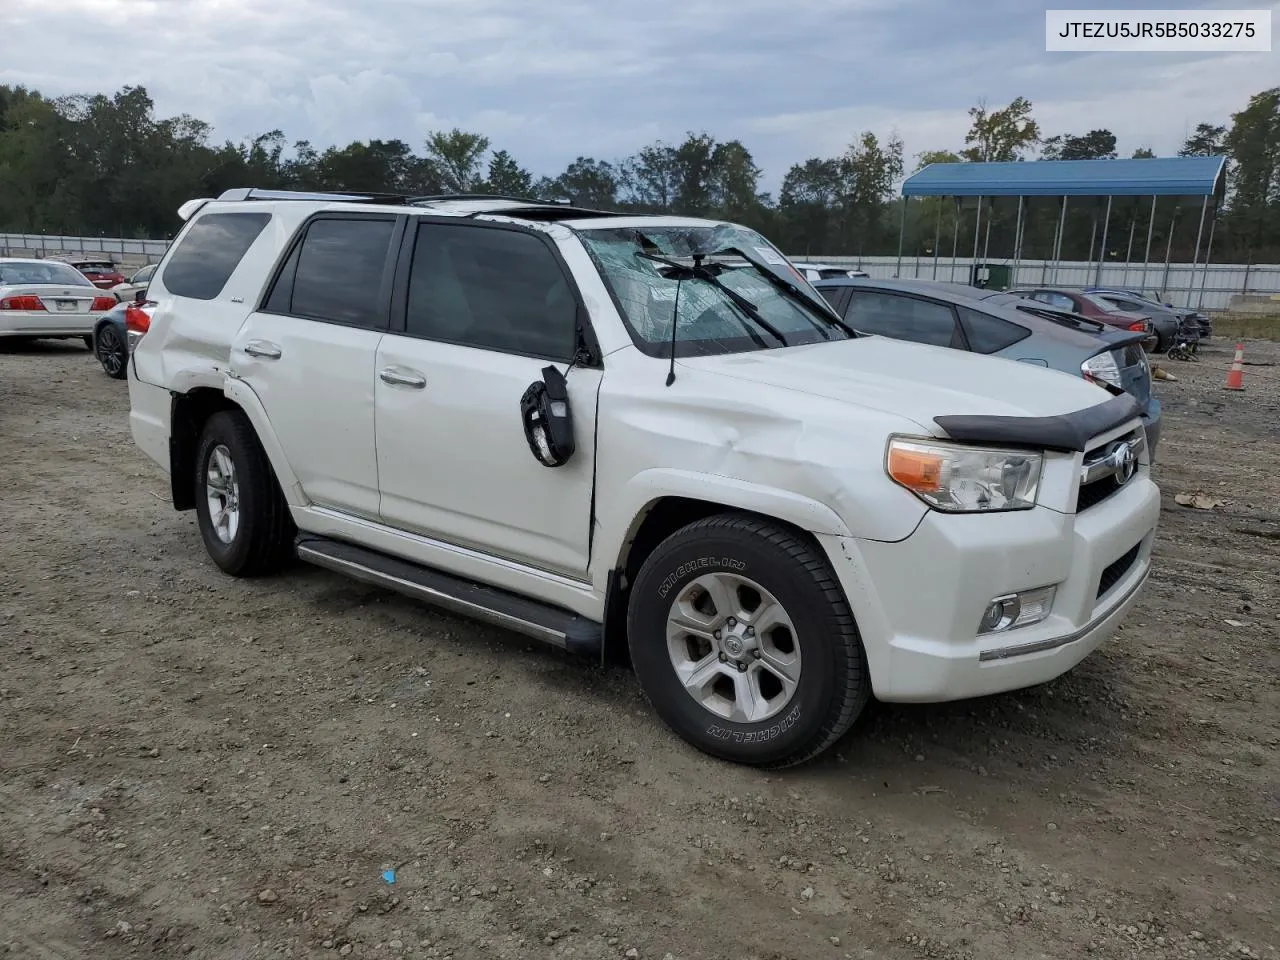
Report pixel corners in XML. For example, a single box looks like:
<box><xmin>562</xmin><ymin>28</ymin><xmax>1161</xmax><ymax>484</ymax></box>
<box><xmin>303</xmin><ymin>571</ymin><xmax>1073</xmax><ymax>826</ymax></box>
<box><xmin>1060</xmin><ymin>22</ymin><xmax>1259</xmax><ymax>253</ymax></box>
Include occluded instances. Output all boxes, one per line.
<box><xmin>578</xmin><ymin>224</ymin><xmax>850</xmax><ymax>356</ymax></box>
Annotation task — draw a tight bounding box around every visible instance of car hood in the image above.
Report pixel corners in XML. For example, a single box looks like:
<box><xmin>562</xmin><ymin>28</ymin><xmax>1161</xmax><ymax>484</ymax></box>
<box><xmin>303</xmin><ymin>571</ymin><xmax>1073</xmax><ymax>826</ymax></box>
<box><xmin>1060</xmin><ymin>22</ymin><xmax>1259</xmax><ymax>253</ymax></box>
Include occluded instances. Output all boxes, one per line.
<box><xmin>683</xmin><ymin>335</ymin><xmax>1114</xmax><ymax>433</ymax></box>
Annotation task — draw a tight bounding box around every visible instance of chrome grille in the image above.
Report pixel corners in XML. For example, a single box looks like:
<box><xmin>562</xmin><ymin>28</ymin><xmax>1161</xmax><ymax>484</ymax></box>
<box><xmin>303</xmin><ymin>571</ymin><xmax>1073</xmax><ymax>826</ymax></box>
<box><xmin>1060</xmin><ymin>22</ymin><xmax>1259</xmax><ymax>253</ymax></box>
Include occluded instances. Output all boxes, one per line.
<box><xmin>1076</xmin><ymin>429</ymin><xmax>1144</xmax><ymax>513</ymax></box>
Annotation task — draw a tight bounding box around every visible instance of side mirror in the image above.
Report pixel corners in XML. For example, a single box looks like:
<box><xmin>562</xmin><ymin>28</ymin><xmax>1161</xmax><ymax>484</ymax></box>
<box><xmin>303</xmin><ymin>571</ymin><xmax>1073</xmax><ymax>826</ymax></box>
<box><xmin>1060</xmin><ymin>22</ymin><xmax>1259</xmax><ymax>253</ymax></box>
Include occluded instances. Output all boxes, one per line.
<box><xmin>519</xmin><ymin>365</ymin><xmax>575</xmax><ymax>467</ymax></box>
<box><xmin>135</xmin><ymin>288</ymin><xmax>147</xmax><ymax>303</ymax></box>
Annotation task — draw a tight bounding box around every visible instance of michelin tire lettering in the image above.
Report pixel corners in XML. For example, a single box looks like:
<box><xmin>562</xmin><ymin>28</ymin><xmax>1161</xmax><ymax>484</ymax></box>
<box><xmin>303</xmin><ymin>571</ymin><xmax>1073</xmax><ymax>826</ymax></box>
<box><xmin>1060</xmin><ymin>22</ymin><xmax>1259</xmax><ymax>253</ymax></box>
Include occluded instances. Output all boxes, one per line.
<box><xmin>656</xmin><ymin>557</ymin><xmax>747</xmax><ymax>599</ymax></box>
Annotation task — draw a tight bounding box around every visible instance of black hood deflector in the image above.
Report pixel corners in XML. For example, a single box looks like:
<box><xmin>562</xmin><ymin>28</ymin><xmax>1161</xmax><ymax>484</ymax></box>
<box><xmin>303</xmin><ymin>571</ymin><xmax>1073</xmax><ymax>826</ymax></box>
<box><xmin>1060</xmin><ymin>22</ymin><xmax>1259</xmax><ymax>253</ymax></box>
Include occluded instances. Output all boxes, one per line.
<box><xmin>933</xmin><ymin>393</ymin><xmax>1142</xmax><ymax>453</ymax></box>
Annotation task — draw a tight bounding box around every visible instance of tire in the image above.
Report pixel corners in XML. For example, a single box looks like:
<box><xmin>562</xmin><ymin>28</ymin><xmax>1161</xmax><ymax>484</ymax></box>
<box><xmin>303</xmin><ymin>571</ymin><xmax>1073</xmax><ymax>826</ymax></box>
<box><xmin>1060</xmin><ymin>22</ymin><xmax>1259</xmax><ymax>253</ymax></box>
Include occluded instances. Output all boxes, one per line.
<box><xmin>194</xmin><ymin>410</ymin><xmax>295</xmax><ymax>577</ymax></box>
<box><xmin>95</xmin><ymin>325</ymin><xmax>128</xmax><ymax>379</ymax></box>
<box><xmin>627</xmin><ymin>512</ymin><xmax>870</xmax><ymax>768</ymax></box>
<box><xmin>83</xmin><ymin>335</ymin><xmax>94</xmax><ymax>350</ymax></box>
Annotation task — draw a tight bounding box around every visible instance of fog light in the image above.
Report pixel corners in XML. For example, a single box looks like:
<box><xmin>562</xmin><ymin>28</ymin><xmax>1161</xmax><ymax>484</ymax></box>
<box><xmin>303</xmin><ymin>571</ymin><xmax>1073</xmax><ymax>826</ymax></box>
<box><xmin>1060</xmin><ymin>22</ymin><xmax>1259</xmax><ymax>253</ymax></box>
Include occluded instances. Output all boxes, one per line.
<box><xmin>977</xmin><ymin>586</ymin><xmax>1056</xmax><ymax>635</ymax></box>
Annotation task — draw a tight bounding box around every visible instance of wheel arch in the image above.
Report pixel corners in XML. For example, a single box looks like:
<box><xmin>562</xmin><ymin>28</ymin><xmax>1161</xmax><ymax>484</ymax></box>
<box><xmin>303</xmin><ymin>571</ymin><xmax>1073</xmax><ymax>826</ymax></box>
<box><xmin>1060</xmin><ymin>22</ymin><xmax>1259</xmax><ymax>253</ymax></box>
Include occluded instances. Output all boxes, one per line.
<box><xmin>168</xmin><ymin>379</ymin><xmax>302</xmax><ymax>512</ymax></box>
<box><xmin>598</xmin><ymin>471</ymin><xmax>853</xmax><ymax>664</ymax></box>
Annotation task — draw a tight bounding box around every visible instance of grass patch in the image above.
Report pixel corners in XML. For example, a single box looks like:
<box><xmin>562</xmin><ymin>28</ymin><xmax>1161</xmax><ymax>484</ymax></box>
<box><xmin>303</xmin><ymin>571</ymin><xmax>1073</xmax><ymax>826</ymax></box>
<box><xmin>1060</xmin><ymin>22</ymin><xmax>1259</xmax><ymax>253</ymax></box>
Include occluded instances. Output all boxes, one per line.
<box><xmin>1211</xmin><ymin>313</ymin><xmax>1280</xmax><ymax>342</ymax></box>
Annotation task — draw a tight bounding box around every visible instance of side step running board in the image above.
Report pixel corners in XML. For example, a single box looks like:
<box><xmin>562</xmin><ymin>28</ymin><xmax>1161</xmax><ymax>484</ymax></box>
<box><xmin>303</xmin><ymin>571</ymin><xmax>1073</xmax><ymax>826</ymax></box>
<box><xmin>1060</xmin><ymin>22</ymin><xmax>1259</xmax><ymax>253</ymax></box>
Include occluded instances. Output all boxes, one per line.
<box><xmin>295</xmin><ymin>536</ymin><xmax>603</xmax><ymax>657</ymax></box>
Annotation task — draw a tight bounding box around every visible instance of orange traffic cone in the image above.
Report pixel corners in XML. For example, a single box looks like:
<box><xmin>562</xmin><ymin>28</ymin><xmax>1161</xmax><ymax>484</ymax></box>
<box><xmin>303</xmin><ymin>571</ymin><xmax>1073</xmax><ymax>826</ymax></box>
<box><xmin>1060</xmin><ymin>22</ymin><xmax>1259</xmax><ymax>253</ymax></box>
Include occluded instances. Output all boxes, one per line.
<box><xmin>1225</xmin><ymin>343</ymin><xmax>1246</xmax><ymax>391</ymax></box>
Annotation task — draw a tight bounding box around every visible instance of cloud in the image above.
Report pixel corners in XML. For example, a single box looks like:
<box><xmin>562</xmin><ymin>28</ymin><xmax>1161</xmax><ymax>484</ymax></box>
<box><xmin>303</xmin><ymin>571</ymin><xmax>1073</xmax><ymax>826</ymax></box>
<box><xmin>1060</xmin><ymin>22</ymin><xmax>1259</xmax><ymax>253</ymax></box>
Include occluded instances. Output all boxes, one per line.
<box><xmin>2</xmin><ymin>0</ymin><xmax>1276</xmax><ymax>193</ymax></box>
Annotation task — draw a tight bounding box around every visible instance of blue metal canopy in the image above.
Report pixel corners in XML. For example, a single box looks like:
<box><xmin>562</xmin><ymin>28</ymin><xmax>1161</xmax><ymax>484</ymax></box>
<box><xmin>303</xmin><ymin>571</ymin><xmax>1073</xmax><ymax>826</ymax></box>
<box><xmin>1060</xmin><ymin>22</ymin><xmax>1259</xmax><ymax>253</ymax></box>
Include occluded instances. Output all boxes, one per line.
<box><xmin>901</xmin><ymin>156</ymin><xmax>1226</xmax><ymax>198</ymax></box>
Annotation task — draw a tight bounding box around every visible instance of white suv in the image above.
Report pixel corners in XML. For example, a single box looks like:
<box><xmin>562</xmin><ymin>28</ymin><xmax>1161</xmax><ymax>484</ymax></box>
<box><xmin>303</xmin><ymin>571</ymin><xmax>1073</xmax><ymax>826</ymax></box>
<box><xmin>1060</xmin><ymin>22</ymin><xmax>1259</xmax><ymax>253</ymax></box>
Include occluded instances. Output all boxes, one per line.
<box><xmin>127</xmin><ymin>188</ymin><xmax>1160</xmax><ymax>767</ymax></box>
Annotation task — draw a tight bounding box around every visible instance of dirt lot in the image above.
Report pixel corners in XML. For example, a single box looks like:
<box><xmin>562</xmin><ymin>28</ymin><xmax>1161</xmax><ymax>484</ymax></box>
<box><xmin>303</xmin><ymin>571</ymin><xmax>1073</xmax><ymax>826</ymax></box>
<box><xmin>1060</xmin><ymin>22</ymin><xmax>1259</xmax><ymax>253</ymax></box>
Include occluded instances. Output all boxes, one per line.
<box><xmin>2</xmin><ymin>336</ymin><xmax>1277</xmax><ymax>960</ymax></box>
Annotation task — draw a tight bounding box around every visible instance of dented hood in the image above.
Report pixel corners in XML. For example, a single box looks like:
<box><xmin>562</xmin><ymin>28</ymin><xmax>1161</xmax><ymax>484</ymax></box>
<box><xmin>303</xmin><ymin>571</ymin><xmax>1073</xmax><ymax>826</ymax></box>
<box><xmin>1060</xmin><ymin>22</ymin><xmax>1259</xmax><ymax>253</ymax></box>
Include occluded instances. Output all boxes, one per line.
<box><xmin>683</xmin><ymin>335</ymin><xmax>1112</xmax><ymax>432</ymax></box>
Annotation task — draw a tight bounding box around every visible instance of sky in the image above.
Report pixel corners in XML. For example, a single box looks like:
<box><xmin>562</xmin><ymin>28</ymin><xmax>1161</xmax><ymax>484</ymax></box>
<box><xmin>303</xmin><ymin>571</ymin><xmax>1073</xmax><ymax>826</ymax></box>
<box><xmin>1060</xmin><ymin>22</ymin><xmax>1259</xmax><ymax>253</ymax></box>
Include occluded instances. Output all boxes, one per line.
<box><xmin>3</xmin><ymin>0</ymin><xmax>1278</xmax><ymax>193</ymax></box>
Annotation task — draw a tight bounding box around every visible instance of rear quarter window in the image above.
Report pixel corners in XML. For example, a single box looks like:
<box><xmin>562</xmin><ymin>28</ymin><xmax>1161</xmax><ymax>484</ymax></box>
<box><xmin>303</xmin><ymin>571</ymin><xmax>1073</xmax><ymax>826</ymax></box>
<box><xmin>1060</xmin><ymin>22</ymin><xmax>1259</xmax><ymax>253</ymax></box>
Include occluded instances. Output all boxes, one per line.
<box><xmin>162</xmin><ymin>212</ymin><xmax>272</xmax><ymax>300</ymax></box>
<box><xmin>958</xmin><ymin>307</ymin><xmax>1030</xmax><ymax>354</ymax></box>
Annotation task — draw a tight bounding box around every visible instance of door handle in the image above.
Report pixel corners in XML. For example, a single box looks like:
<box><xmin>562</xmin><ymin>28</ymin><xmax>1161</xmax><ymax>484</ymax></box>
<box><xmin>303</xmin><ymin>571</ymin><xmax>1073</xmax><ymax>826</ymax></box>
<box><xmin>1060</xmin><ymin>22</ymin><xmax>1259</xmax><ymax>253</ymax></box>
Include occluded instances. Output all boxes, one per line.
<box><xmin>244</xmin><ymin>340</ymin><xmax>282</xmax><ymax>360</ymax></box>
<box><xmin>379</xmin><ymin>367</ymin><xmax>426</xmax><ymax>388</ymax></box>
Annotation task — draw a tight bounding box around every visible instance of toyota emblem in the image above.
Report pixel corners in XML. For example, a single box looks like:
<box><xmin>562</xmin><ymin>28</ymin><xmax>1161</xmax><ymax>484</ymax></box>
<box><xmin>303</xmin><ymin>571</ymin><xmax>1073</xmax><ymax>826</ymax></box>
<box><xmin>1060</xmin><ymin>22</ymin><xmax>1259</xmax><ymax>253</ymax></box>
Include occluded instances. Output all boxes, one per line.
<box><xmin>1112</xmin><ymin>441</ymin><xmax>1138</xmax><ymax>485</ymax></box>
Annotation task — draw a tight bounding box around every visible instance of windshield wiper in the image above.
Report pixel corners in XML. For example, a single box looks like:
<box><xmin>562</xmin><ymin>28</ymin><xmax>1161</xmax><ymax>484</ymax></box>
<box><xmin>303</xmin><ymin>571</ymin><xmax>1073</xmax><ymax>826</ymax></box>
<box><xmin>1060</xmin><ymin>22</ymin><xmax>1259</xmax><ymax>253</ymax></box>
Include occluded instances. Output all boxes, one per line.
<box><xmin>635</xmin><ymin>250</ymin><xmax>788</xmax><ymax>346</ymax></box>
<box><xmin>710</xmin><ymin>245</ymin><xmax>855</xmax><ymax>338</ymax></box>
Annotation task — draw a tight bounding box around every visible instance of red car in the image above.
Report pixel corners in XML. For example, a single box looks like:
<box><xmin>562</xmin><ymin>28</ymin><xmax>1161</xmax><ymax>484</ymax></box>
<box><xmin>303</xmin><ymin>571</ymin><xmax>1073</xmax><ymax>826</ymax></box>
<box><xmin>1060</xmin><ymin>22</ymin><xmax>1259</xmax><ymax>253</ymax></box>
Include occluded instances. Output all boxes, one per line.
<box><xmin>57</xmin><ymin>257</ymin><xmax>128</xmax><ymax>290</ymax></box>
<box><xmin>1008</xmin><ymin>287</ymin><xmax>1155</xmax><ymax>345</ymax></box>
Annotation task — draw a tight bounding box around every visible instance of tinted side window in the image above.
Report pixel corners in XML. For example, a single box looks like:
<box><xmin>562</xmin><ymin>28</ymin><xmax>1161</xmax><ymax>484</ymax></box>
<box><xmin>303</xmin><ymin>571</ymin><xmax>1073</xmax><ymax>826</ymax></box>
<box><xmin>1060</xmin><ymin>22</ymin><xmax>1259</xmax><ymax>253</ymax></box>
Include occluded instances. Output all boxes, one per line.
<box><xmin>817</xmin><ymin>286</ymin><xmax>848</xmax><ymax>313</ymax></box>
<box><xmin>844</xmin><ymin>291</ymin><xmax>959</xmax><ymax>348</ymax></box>
<box><xmin>163</xmin><ymin>212</ymin><xmax>271</xmax><ymax>300</ymax></box>
<box><xmin>290</xmin><ymin>218</ymin><xmax>395</xmax><ymax>328</ymax></box>
<box><xmin>959</xmin><ymin>307</ymin><xmax>1029</xmax><ymax>354</ymax></box>
<box><xmin>404</xmin><ymin>222</ymin><xmax>576</xmax><ymax>360</ymax></box>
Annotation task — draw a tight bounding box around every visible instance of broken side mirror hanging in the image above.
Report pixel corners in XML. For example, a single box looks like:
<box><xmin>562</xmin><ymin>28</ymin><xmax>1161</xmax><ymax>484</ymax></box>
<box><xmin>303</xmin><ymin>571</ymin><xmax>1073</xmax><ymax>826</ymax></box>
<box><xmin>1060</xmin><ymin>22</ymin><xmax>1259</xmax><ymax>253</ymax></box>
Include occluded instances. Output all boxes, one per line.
<box><xmin>519</xmin><ymin>365</ymin><xmax>575</xmax><ymax>467</ymax></box>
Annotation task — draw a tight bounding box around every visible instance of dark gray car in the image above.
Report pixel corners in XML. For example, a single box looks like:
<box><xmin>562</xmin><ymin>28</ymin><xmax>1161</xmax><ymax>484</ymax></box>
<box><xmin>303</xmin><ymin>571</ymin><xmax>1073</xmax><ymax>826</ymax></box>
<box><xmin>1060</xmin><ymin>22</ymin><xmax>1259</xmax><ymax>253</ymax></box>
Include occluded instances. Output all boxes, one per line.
<box><xmin>814</xmin><ymin>278</ymin><xmax>1162</xmax><ymax>458</ymax></box>
<box><xmin>1086</xmin><ymin>287</ymin><xmax>1212</xmax><ymax>346</ymax></box>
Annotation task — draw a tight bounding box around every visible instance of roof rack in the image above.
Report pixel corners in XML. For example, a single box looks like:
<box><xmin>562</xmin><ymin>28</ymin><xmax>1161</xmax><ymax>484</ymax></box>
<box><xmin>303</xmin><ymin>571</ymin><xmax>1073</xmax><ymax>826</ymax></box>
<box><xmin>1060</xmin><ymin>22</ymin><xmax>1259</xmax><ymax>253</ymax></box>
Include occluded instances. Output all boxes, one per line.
<box><xmin>409</xmin><ymin>193</ymin><xmax>552</xmax><ymax>205</ymax></box>
<box><xmin>211</xmin><ymin>187</ymin><xmax>625</xmax><ymax>221</ymax></box>
<box><xmin>216</xmin><ymin>187</ymin><xmax>416</xmax><ymax>205</ymax></box>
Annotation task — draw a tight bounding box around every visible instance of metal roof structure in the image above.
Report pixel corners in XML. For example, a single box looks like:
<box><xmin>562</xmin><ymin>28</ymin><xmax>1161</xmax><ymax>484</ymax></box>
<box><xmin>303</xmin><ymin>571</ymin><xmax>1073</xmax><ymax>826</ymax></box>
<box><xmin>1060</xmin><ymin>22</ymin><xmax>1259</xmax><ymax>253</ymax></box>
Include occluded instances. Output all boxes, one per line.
<box><xmin>901</xmin><ymin>156</ymin><xmax>1227</xmax><ymax>198</ymax></box>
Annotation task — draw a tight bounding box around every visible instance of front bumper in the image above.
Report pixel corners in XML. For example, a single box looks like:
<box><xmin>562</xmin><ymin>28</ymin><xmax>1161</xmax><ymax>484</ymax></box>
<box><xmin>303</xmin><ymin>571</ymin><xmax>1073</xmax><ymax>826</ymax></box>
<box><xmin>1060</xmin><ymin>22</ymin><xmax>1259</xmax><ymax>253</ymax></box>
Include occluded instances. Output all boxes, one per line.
<box><xmin>819</xmin><ymin>473</ymin><xmax>1160</xmax><ymax>703</ymax></box>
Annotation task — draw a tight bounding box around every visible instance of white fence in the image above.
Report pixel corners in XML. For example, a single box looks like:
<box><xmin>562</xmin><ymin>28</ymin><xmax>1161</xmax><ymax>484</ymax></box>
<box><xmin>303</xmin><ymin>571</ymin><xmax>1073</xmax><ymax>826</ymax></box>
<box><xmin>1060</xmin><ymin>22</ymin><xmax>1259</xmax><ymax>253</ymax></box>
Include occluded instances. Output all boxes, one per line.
<box><xmin>3</xmin><ymin>232</ymin><xmax>1278</xmax><ymax>312</ymax></box>
<box><xmin>0</xmin><ymin>233</ymin><xmax>171</xmax><ymax>261</ymax></box>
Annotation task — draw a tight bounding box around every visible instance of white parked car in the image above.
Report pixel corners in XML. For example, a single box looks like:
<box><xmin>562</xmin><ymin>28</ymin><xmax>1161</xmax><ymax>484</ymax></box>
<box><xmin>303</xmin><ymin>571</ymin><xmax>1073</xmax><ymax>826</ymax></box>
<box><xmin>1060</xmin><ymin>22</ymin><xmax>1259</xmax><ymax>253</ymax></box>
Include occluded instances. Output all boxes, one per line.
<box><xmin>0</xmin><ymin>258</ymin><xmax>120</xmax><ymax>346</ymax></box>
<box><xmin>789</xmin><ymin>261</ymin><xmax>869</xmax><ymax>281</ymax></box>
<box><xmin>110</xmin><ymin>262</ymin><xmax>158</xmax><ymax>302</ymax></box>
<box><xmin>127</xmin><ymin>188</ymin><xmax>1160</xmax><ymax>767</ymax></box>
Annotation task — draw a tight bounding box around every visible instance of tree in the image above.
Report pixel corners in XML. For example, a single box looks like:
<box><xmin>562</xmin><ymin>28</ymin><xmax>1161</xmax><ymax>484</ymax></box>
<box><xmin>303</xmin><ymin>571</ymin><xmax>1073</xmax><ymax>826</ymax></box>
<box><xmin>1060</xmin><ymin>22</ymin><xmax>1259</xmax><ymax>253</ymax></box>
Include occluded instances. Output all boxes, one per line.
<box><xmin>619</xmin><ymin>141</ymin><xmax>679</xmax><ymax>210</ymax></box>
<box><xmin>1223</xmin><ymin>88</ymin><xmax>1280</xmax><ymax>249</ymax></box>
<box><xmin>541</xmin><ymin>156</ymin><xmax>619</xmax><ymax>208</ymax></box>
<box><xmin>1040</xmin><ymin>129</ymin><xmax>1117</xmax><ymax>160</ymax></box>
<box><xmin>708</xmin><ymin>139</ymin><xmax>765</xmax><ymax>219</ymax></box>
<box><xmin>423</xmin><ymin>129</ymin><xmax>490</xmax><ymax>192</ymax></box>
<box><xmin>914</xmin><ymin>149</ymin><xmax>961</xmax><ymax>170</ymax></box>
<box><xmin>961</xmin><ymin>97</ymin><xmax>1040</xmax><ymax>162</ymax></box>
<box><xmin>485</xmin><ymin>149</ymin><xmax>534</xmax><ymax>196</ymax></box>
<box><xmin>1179</xmin><ymin>122</ymin><xmax>1227</xmax><ymax>157</ymax></box>
<box><xmin>777</xmin><ymin>157</ymin><xmax>843</xmax><ymax>252</ymax></box>
<box><xmin>1131</xmin><ymin>147</ymin><xmax>1156</xmax><ymax>159</ymax></box>
<box><xmin>310</xmin><ymin>139</ymin><xmax>417</xmax><ymax>193</ymax></box>
<box><xmin>0</xmin><ymin>86</ymin><xmax>73</xmax><ymax>233</ymax></box>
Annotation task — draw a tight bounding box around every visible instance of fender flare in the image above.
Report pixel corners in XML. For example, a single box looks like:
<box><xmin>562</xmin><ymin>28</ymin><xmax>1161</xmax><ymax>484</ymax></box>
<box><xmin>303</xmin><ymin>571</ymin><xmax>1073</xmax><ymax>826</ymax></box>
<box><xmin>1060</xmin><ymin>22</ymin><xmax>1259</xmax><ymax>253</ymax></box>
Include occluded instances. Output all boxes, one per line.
<box><xmin>599</xmin><ymin>467</ymin><xmax>852</xmax><ymax>574</ymax></box>
<box><xmin>222</xmin><ymin>376</ymin><xmax>307</xmax><ymax>506</ymax></box>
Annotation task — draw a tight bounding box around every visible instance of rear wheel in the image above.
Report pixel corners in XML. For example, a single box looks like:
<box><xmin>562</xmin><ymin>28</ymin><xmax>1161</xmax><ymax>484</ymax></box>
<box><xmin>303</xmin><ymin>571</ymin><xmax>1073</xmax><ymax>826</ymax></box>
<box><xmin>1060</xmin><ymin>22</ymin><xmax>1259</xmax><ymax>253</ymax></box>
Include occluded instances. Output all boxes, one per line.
<box><xmin>627</xmin><ymin>513</ymin><xmax>869</xmax><ymax>768</ymax></box>
<box><xmin>194</xmin><ymin>410</ymin><xmax>295</xmax><ymax>577</ymax></box>
<box><xmin>95</xmin><ymin>326</ymin><xmax>127</xmax><ymax>379</ymax></box>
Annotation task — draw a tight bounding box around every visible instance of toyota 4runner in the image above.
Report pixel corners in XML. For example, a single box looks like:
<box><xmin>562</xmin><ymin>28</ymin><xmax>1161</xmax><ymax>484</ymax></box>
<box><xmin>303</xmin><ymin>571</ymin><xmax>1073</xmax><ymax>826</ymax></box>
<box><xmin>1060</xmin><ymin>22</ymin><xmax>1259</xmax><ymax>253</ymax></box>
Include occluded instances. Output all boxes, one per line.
<box><xmin>126</xmin><ymin>188</ymin><xmax>1160</xmax><ymax>767</ymax></box>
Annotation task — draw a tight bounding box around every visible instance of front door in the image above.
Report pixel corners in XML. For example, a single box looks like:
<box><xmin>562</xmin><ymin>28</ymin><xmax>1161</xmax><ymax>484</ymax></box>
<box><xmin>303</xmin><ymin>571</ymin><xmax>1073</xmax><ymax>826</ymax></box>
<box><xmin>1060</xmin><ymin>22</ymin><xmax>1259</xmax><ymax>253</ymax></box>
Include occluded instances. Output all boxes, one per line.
<box><xmin>231</xmin><ymin>213</ymin><xmax>401</xmax><ymax>519</ymax></box>
<box><xmin>375</xmin><ymin>218</ymin><xmax>599</xmax><ymax>579</ymax></box>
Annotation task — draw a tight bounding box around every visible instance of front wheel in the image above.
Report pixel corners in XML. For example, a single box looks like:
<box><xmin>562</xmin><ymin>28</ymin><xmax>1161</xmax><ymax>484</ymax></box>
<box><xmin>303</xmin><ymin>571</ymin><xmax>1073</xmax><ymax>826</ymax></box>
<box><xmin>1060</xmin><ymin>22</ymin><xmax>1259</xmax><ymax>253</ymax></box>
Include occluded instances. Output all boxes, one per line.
<box><xmin>627</xmin><ymin>513</ymin><xmax>870</xmax><ymax>768</ymax></box>
<box><xmin>194</xmin><ymin>410</ymin><xmax>295</xmax><ymax>577</ymax></box>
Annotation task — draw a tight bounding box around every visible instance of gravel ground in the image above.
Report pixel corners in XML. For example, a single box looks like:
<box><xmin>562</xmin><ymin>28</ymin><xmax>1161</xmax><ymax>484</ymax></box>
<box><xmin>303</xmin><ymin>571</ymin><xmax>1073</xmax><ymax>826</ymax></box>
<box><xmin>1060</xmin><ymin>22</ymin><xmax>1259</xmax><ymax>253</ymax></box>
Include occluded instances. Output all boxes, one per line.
<box><xmin>1</xmin><ymin>336</ymin><xmax>1277</xmax><ymax>960</ymax></box>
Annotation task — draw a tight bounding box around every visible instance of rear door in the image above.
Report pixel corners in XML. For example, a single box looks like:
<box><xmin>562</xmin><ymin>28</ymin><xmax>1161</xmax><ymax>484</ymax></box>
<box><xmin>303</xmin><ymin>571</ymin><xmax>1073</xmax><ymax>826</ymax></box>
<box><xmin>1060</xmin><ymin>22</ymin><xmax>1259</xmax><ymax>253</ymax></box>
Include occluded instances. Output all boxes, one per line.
<box><xmin>231</xmin><ymin>213</ymin><xmax>403</xmax><ymax>520</ymax></box>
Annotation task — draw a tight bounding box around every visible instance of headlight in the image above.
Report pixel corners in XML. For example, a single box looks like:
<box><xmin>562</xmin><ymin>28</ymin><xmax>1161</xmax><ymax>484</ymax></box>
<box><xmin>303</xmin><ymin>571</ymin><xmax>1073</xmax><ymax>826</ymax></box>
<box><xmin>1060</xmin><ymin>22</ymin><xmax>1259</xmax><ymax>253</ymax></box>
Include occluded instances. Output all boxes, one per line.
<box><xmin>1081</xmin><ymin>352</ymin><xmax>1122</xmax><ymax>391</ymax></box>
<box><xmin>886</xmin><ymin>438</ymin><xmax>1043</xmax><ymax>512</ymax></box>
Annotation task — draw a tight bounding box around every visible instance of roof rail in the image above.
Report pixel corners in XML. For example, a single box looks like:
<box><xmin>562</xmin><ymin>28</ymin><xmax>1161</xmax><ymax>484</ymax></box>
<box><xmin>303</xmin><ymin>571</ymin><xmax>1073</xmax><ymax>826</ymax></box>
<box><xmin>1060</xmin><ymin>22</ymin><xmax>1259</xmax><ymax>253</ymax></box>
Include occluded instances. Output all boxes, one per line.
<box><xmin>215</xmin><ymin>187</ymin><xmax>416</xmax><ymax>205</ymax></box>
<box><xmin>209</xmin><ymin>187</ymin><xmax>624</xmax><ymax>221</ymax></box>
<box><xmin>408</xmin><ymin>193</ymin><xmax>554</xmax><ymax>205</ymax></box>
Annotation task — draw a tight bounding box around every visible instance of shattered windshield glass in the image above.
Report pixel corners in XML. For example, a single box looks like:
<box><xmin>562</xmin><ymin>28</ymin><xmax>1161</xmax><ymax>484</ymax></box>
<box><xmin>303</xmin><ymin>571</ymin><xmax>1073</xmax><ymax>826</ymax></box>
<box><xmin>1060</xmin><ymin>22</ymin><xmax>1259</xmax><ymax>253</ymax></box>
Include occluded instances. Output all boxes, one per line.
<box><xmin>575</xmin><ymin>223</ymin><xmax>852</xmax><ymax>358</ymax></box>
